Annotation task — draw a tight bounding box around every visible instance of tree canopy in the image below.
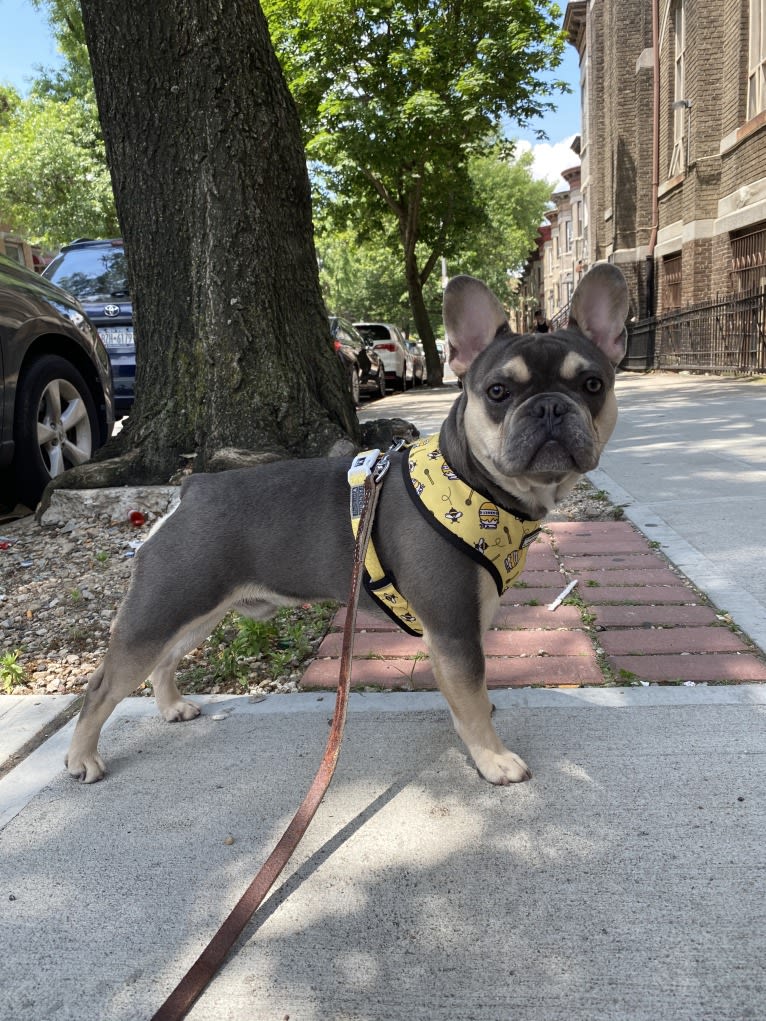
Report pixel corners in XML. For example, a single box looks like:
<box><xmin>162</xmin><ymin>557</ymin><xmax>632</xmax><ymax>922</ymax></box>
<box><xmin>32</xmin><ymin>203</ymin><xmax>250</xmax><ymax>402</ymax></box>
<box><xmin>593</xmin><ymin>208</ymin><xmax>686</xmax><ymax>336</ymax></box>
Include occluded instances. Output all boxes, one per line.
<box><xmin>317</xmin><ymin>144</ymin><xmax>554</xmax><ymax>331</ymax></box>
<box><xmin>264</xmin><ymin>0</ymin><xmax>568</xmax><ymax>379</ymax></box>
<box><xmin>0</xmin><ymin>86</ymin><xmax>117</xmax><ymax>248</ymax></box>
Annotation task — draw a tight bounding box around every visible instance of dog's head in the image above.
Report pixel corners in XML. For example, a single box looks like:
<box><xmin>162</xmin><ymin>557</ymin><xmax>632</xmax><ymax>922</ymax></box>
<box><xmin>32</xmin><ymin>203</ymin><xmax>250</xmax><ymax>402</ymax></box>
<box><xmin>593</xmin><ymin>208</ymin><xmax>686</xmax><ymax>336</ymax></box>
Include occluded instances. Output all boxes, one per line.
<box><xmin>442</xmin><ymin>263</ymin><xmax>629</xmax><ymax>518</ymax></box>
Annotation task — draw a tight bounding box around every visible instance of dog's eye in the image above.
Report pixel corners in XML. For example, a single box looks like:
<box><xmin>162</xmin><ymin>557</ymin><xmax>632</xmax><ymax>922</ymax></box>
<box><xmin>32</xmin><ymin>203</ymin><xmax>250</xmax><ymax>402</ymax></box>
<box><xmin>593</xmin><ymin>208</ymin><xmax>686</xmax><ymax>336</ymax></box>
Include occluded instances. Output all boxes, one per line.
<box><xmin>486</xmin><ymin>383</ymin><xmax>510</xmax><ymax>402</ymax></box>
<box><xmin>584</xmin><ymin>377</ymin><xmax>603</xmax><ymax>394</ymax></box>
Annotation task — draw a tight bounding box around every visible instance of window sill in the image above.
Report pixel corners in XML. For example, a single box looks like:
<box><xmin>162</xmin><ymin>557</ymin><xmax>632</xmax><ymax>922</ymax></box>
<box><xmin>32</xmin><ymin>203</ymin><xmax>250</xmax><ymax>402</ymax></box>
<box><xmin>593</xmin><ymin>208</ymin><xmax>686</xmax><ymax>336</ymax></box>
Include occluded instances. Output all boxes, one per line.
<box><xmin>658</xmin><ymin>173</ymin><xmax>686</xmax><ymax>199</ymax></box>
<box><xmin>720</xmin><ymin>110</ymin><xmax>766</xmax><ymax>155</ymax></box>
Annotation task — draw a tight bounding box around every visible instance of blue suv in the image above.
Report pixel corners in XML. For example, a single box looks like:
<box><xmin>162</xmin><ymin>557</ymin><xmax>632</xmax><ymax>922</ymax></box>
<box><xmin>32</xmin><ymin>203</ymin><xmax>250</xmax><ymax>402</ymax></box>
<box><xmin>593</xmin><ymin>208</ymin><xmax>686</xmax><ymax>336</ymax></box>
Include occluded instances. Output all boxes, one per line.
<box><xmin>44</xmin><ymin>239</ymin><xmax>135</xmax><ymax>417</ymax></box>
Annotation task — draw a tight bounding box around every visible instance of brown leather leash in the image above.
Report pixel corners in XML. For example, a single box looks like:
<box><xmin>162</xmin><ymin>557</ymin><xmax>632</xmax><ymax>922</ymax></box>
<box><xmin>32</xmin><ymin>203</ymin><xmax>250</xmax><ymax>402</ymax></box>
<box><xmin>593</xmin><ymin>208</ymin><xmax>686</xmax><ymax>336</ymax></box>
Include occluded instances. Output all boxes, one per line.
<box><xmin>151</xmin><ymin>447</ymin><xmax>392</xmax><ymax>1021</ymax></box>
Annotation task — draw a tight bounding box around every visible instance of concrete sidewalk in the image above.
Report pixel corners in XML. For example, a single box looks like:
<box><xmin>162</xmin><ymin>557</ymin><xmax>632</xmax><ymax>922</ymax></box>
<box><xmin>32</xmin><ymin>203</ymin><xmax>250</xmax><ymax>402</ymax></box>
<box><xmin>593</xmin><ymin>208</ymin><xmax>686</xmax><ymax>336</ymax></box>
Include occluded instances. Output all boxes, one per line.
<box><xmin>1</xmin><ymin>686</ymin><xmax>765</xmax><ymax>1021</ymax></box>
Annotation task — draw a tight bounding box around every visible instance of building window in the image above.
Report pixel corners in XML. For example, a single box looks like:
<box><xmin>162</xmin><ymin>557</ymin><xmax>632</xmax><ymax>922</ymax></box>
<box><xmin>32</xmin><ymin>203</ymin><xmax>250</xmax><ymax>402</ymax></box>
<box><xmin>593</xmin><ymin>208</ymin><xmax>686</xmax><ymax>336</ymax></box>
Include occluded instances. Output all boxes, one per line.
<box><xmin>564</xmin><ymin>220</ymin><xmax>573</xmax><ymax>253</ymax></box>
<box><xmin>669</xmin><ymin>1</ymin><xmax>687</xmax><ymax>177</ymax></box>
<box><xmin>730</xmin><ymin>224</ymin><xmax>766</xmax><ymax>292</ymax></box>
<box><xmin>748</xmin><ymin>0</ymin><xmax>766</xmax><ymax>119</ymax></box>
<box><xmin>662</xmin><ymin>254</ymin><xmax>682</xmax><ymax>310</ymax></box>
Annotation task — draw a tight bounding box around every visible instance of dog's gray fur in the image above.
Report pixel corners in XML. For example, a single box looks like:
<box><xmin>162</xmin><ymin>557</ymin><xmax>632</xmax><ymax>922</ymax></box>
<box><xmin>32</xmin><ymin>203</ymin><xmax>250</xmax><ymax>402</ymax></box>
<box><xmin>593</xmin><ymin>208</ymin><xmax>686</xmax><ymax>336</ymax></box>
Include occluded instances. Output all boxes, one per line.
<box><xmin>66</xmin><ymin>263</ymin><xmax>629</xmax><ymax>785</ymax></box>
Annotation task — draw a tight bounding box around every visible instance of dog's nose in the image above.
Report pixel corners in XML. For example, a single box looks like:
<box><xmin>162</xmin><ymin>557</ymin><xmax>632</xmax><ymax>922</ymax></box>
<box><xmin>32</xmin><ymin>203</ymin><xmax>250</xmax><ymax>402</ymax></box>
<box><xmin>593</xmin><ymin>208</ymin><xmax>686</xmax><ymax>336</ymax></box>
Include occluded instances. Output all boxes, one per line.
<box><xmin>530</xmin><ymin>395</ymin><xmax>568</xmax><ymax>430</ymax></box>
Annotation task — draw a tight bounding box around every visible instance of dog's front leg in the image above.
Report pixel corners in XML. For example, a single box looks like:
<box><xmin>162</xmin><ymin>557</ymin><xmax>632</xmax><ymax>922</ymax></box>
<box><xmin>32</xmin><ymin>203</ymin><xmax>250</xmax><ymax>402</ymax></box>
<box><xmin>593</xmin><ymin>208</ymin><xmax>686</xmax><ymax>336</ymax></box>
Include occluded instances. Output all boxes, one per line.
<box><xmin>425</xmin><ymin>631</ymin><xmax>531</xmax><ymax>785</ymax></box>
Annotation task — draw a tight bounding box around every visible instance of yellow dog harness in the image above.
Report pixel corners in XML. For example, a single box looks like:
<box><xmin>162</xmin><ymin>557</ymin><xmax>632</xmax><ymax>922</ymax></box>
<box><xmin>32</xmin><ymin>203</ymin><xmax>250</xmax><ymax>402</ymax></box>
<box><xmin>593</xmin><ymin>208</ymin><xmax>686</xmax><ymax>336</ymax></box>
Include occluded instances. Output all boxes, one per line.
<box><xmin>348</xmin><ymin>435</ymin><xmax>542</xmax><ymax>636</ymax></box>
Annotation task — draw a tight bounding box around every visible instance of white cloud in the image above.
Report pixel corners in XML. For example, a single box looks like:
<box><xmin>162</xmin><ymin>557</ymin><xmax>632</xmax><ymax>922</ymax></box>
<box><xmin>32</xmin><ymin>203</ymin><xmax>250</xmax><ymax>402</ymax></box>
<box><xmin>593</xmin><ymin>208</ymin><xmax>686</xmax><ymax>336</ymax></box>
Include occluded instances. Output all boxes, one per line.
<box><xmin>514</xmin><ymin>135</ymin><xmax>580</xmax><ymax>191</ymax></box>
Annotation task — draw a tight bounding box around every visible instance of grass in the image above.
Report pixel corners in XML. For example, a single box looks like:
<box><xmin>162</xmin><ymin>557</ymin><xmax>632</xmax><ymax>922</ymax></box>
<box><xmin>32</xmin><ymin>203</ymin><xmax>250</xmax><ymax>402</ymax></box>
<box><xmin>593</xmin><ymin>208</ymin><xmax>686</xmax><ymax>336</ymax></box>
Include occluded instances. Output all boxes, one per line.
<box><xmin>175</xmin><ymin>601</ymin><xmax>338</xmax><ymax>693</ymax></box>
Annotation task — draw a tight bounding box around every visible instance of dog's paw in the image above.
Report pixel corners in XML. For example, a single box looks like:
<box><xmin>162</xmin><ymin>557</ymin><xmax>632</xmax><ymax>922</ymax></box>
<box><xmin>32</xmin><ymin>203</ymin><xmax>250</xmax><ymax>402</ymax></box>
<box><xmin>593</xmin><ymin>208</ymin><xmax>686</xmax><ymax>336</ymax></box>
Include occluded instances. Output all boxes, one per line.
<box><xmin>65</xmin><ymin>751</ymin><xmax>106</xmax><ymax>784</ymax></box>
<box><xmin>475</xmin><ymin>748</ymin><xmax>531</xmax><ymax>786</ymax></box>
<box><xmin>160</xmin><ymin>698</ymin><xmax>201</xmax><ymax>723</ymax></box>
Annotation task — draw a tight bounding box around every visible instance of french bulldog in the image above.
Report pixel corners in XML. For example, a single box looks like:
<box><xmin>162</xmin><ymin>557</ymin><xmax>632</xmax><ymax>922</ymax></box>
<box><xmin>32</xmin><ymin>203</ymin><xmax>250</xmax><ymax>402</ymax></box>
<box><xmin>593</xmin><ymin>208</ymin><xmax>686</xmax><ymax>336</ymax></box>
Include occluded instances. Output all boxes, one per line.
<box><xmin>66</xmin><ymin>262</ymin><xmax>628</xmax><ymax>785</ymax></box>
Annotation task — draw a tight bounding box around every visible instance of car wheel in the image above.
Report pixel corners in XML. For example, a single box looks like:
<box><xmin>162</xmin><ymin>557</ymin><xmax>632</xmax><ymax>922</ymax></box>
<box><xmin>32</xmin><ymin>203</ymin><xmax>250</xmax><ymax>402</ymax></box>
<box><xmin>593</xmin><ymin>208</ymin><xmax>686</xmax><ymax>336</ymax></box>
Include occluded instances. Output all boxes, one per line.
<box><xmin>349</xmin><ymin>365</ymin><xmax>361</xmax><ymax>405</ymax></box>
<box><xmin>375</xmin><ymin>367</ymin><xmax>387</xmax><ymax>399</ymax></box>
<box><xmin>13</xmin><ymin>355</ymin><xmax>99</xmax><ymax>508</ymax></box>
<box><xmin>397</xmin><ymin>370</ymin><xmax>407</xmax><ymax>391</ymax></box>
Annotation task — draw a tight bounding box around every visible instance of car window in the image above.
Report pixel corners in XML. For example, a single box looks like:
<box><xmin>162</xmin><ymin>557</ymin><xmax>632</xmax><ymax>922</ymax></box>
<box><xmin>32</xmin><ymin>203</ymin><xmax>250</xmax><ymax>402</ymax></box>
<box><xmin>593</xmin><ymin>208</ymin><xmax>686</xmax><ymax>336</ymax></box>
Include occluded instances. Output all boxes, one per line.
<box><xmin>356</xmin><ymin>324</ymin><xmax>393</xmax><ymax>341</ymax></box>
<box><xmin>45</xmin><ymin>246</ymin><xmax>129</xmax><ymax>302</ymax></box>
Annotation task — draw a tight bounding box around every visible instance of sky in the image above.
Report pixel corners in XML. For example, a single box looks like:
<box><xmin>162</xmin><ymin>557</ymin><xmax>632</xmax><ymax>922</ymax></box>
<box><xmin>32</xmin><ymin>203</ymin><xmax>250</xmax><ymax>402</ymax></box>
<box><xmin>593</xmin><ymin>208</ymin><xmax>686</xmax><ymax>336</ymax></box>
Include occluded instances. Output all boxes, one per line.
<box><xmin>0</xmin><ymin>0</ymin><xmax>581</xmax><ymax>188</ymax></box>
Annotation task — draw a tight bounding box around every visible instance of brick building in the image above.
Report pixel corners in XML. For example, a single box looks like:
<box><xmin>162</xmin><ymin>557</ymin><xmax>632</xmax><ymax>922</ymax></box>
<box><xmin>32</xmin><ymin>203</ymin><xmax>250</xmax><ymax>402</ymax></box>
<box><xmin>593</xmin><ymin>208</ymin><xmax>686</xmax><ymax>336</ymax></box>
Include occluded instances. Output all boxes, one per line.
<box><xmin>544</xmin><ymin>164</ymin><xmax>586</xmax><ymax>322</ymax></box>
<box><xmin>514</xmin><ymin>224</ymin><xmax>551</xmax><ymax>331</ymax></box>
<box><xmin>562</xmin><ymin>0</ymin><xmax>766</xmax><ymax>321</ymax></box>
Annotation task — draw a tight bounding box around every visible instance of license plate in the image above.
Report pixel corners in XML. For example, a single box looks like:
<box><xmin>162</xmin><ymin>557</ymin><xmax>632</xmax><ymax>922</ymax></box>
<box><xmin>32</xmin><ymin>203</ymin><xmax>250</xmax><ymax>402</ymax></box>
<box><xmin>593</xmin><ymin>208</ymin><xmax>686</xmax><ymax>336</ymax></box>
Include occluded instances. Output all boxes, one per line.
<box><xmin>99</xmin><ymin>326</ymin><xmax>134</xmax><ymax>347</ymax></box>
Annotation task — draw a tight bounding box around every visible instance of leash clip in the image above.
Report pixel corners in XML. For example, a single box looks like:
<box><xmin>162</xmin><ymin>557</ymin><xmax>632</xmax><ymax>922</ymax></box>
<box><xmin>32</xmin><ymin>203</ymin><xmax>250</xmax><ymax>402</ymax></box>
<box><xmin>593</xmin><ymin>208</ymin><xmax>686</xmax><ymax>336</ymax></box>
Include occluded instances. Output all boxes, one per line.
<box><xmin>373</xmin><ymin>437</ymin><xmax>407</xmax><ymax>484</ymax></box>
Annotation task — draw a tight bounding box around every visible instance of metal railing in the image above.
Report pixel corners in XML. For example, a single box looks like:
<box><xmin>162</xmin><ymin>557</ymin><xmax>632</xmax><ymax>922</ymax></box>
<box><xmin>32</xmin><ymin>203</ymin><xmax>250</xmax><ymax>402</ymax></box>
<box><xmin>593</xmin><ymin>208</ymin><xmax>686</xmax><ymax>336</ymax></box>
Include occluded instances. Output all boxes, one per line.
<box><xmin>624</xmin><ymin>288</ymin><xmax>766</xmax><ymax>374</ymax></box>
<box><xmin>549</xmin><ymin>301</ymin><xmax>571</xmax><ymax>331</ymax></box>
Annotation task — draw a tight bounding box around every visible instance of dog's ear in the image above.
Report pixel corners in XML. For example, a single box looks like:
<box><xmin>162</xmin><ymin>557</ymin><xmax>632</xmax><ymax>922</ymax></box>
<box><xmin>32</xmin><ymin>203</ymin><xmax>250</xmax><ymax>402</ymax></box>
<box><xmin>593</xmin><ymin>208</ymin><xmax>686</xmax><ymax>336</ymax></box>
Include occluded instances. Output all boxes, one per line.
<box><xmin>568</xmin><ymin>262</ymin><xmax>629</xmax><ymax>366</ymax></box>
<box><xmin>443</xmin><ymin>275</ymin><xmax>509</xmax><ymax>378</ymax></box>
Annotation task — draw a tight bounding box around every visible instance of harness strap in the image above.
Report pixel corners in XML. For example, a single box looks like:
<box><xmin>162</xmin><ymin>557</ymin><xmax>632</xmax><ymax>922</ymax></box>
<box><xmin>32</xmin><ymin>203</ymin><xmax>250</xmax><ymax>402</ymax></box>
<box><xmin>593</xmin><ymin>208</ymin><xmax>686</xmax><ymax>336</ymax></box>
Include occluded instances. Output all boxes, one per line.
<box><xmin>150</xmin><ymin>454</ymin><xmax>388</xmax><ymax>1021</ymax></box>
<box><xmin>349</xmin><ymin>445</ymin><xmax>424</xmax><ymax>635</ymax></box>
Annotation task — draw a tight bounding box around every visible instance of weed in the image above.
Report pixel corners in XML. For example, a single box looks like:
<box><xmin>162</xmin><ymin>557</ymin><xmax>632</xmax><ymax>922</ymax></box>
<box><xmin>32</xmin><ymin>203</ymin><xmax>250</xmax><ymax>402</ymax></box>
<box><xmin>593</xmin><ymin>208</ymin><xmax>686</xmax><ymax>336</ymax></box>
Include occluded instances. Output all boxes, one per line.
<box><xmin>177</xmin><ymin>602</ymin><xmax>338</xmax><ymax>691</ymax></box>
<box><xmin>1</xmin><ymin>650</ymin><xmax>26</xmax><ymax>693</ymax></box>
<box><xmin>95</xmin><ymin>551</ymin><xmax>110</xmax><ymax>564</ymax></box>
<box><xmin>66</xmin><ymin>627</ymin><xmax>90</xmax><ymax>651</ymax></box>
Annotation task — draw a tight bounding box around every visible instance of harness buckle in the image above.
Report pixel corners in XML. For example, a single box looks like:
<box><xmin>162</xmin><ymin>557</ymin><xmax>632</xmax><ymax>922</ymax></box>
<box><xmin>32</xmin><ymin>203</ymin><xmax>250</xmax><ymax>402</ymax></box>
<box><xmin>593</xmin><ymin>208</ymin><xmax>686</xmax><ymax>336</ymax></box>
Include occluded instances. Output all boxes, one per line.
<box><xmin>348</xmin><ymin>448</ymin><xmax>382</xmax><ymax>519</ymax></box>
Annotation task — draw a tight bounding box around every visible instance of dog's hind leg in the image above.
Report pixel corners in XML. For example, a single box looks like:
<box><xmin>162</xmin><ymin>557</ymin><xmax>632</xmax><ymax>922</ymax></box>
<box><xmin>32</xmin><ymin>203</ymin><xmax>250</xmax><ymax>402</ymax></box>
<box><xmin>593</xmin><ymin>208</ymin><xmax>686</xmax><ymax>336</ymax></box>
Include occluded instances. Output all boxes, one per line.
<box><xmin>66</xmin><ymin>643</ymin><xmax>164</xmax><ymax>783</ymax></box>
<box><xmin>149</xmin><ymin>609</ymin><xmax>230</xmax><ymax>722</ymax></box>
<box><xmin>66</xmin><ymin>606</ymin><xmax>233</xmax><ymax>782</ymax></box>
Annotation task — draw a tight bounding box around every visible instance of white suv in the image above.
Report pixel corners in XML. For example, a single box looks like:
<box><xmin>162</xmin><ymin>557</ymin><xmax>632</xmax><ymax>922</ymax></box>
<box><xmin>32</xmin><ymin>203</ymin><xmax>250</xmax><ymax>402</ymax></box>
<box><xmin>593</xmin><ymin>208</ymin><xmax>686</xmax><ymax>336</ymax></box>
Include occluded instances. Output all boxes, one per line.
<box><xmin>354</xmin><ymin>321</ymin><xmax>413</xmax><ymax>390</ymax></box>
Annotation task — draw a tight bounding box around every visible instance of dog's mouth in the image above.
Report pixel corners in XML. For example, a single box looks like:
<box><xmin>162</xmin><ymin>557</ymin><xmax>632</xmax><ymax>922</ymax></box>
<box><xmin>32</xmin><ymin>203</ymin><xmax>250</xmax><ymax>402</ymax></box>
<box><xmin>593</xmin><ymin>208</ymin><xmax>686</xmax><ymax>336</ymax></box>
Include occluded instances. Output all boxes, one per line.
<box><xmin>505</xmin><ymin>435</ymin><xmax>598</xmax><ymax>477</ymax></box>
<box><xmin>525</xmin><ymin>439</ymin><xmax>583</xmax><ymax>474</ymax></box>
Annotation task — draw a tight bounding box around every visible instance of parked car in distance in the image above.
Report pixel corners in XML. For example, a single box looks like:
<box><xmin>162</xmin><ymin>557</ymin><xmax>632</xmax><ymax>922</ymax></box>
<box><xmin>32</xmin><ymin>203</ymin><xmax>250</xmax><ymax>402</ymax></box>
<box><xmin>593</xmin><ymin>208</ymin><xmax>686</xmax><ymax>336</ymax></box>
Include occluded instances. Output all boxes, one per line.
<box><xmin>435</xmin><ymin>339</ymin><xmax>447</xmax><ymax>365</ymax></box>
<box><xmin>354</xmin><ymin>321</ymin><xmax>413</xmax><ymax>391</ymax></box>
<box><xmin>330</xmin><ymin>316</ymin><xmax>387</xmax><ymax>404</ymax></box>
<box><xmin>43</xmin><ymin>238</ymin><xmax>134</xmax><ymax>417</ymax></box>
<box><xmin>405</xmin><ymin>340</ymin><xmax>427</xmax><ymax>385</ymax></box>
<box><xmin>0</xmin><ymin>253</ymin><xmax>115</xmax><ymax>509</ymax></box>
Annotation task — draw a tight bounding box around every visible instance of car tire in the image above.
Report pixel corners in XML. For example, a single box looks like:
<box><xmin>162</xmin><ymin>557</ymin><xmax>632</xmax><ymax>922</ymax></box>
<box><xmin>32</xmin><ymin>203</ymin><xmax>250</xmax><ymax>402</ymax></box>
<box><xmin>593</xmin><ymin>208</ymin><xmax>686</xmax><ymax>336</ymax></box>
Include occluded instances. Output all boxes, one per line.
<box><xmin>397</xmin><ymin>369</ymin><xmax>407</xmax><ymax>391</ymax></box>
<box><xmin>13</xmin><ymin>355</ymin><xmax>100</xmax><ymax>509</ymax></box>
<box><xmin>349</xmin><ymin>365</ymin><xmax>361</xmax><ymax>405</ymax></box>
<box><xmin>374</xmin><ymin>367</ymin><xmax>387</xmax><ymax>399</ymax></box>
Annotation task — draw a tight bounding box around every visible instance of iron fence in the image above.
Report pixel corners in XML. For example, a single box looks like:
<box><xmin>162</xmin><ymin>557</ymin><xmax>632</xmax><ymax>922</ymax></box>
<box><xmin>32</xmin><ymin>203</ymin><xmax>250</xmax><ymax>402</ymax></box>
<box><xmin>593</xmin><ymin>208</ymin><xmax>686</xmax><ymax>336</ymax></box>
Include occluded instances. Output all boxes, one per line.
<box><xmin>624</xmin><ymin>289</ymin><xmax>766</xmax><ymax>374</ymax></box>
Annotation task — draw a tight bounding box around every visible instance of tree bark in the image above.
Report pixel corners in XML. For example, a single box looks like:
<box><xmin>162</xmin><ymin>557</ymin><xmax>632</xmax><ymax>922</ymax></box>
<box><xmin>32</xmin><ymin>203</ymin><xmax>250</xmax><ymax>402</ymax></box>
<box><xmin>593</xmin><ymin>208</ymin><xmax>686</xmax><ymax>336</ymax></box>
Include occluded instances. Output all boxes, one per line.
<box><xmin>403</xmin><ymin>249</ymin><xmax>442</xmax><ymax>385</ymax></box>
<box><xmin>76</xmin><ymin>0</ymin><xmax>358</xmax><ymax>486</ymax></box>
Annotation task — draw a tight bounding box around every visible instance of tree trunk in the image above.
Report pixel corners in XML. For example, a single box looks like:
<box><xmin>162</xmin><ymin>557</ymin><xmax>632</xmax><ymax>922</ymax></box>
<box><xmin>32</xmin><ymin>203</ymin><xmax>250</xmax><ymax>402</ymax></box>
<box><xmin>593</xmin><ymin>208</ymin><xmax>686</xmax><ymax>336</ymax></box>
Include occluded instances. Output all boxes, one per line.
<box><xmin>403</xmin><ymin>248</ymin><xmax>443</xmax><ymax>386</ymax></box>
<box><xmin>76</xmin><ymin>0</ymin><xmax>358</xmax><ymax>486</ymax></box>
<box><xmin>398</xmin><ymin>190</ymin><xmax>443</xmax><ymax>387</ymax></box>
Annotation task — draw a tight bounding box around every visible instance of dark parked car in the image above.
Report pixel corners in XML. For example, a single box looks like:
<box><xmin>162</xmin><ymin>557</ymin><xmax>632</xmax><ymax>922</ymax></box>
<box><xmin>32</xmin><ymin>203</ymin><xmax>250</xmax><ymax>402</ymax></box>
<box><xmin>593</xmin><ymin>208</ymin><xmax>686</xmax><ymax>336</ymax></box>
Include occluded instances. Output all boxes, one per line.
<box><xmin>0</xmin><ymin>254</ymin><xmax>115</xmax><ymax>509</ymax></box>
<box><xmin>330</xmin><ymin>315</ymin><xmax>387</xmax><ymax>403</ymax></box>
<box><xmin>43</xmin><ymin>238</ymin><xmax>134</xmax><ymax>417</ymax></box>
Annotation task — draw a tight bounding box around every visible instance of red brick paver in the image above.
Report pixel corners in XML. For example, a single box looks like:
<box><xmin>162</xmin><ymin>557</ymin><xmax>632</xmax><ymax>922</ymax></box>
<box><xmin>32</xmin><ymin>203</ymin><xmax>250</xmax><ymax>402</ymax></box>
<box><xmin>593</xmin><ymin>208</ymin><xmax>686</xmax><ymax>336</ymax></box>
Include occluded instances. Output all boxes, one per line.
<box><xmin>299</xmin><ymin>521</ymin><xmax>766</xmax><ymax>692</ymax></box>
